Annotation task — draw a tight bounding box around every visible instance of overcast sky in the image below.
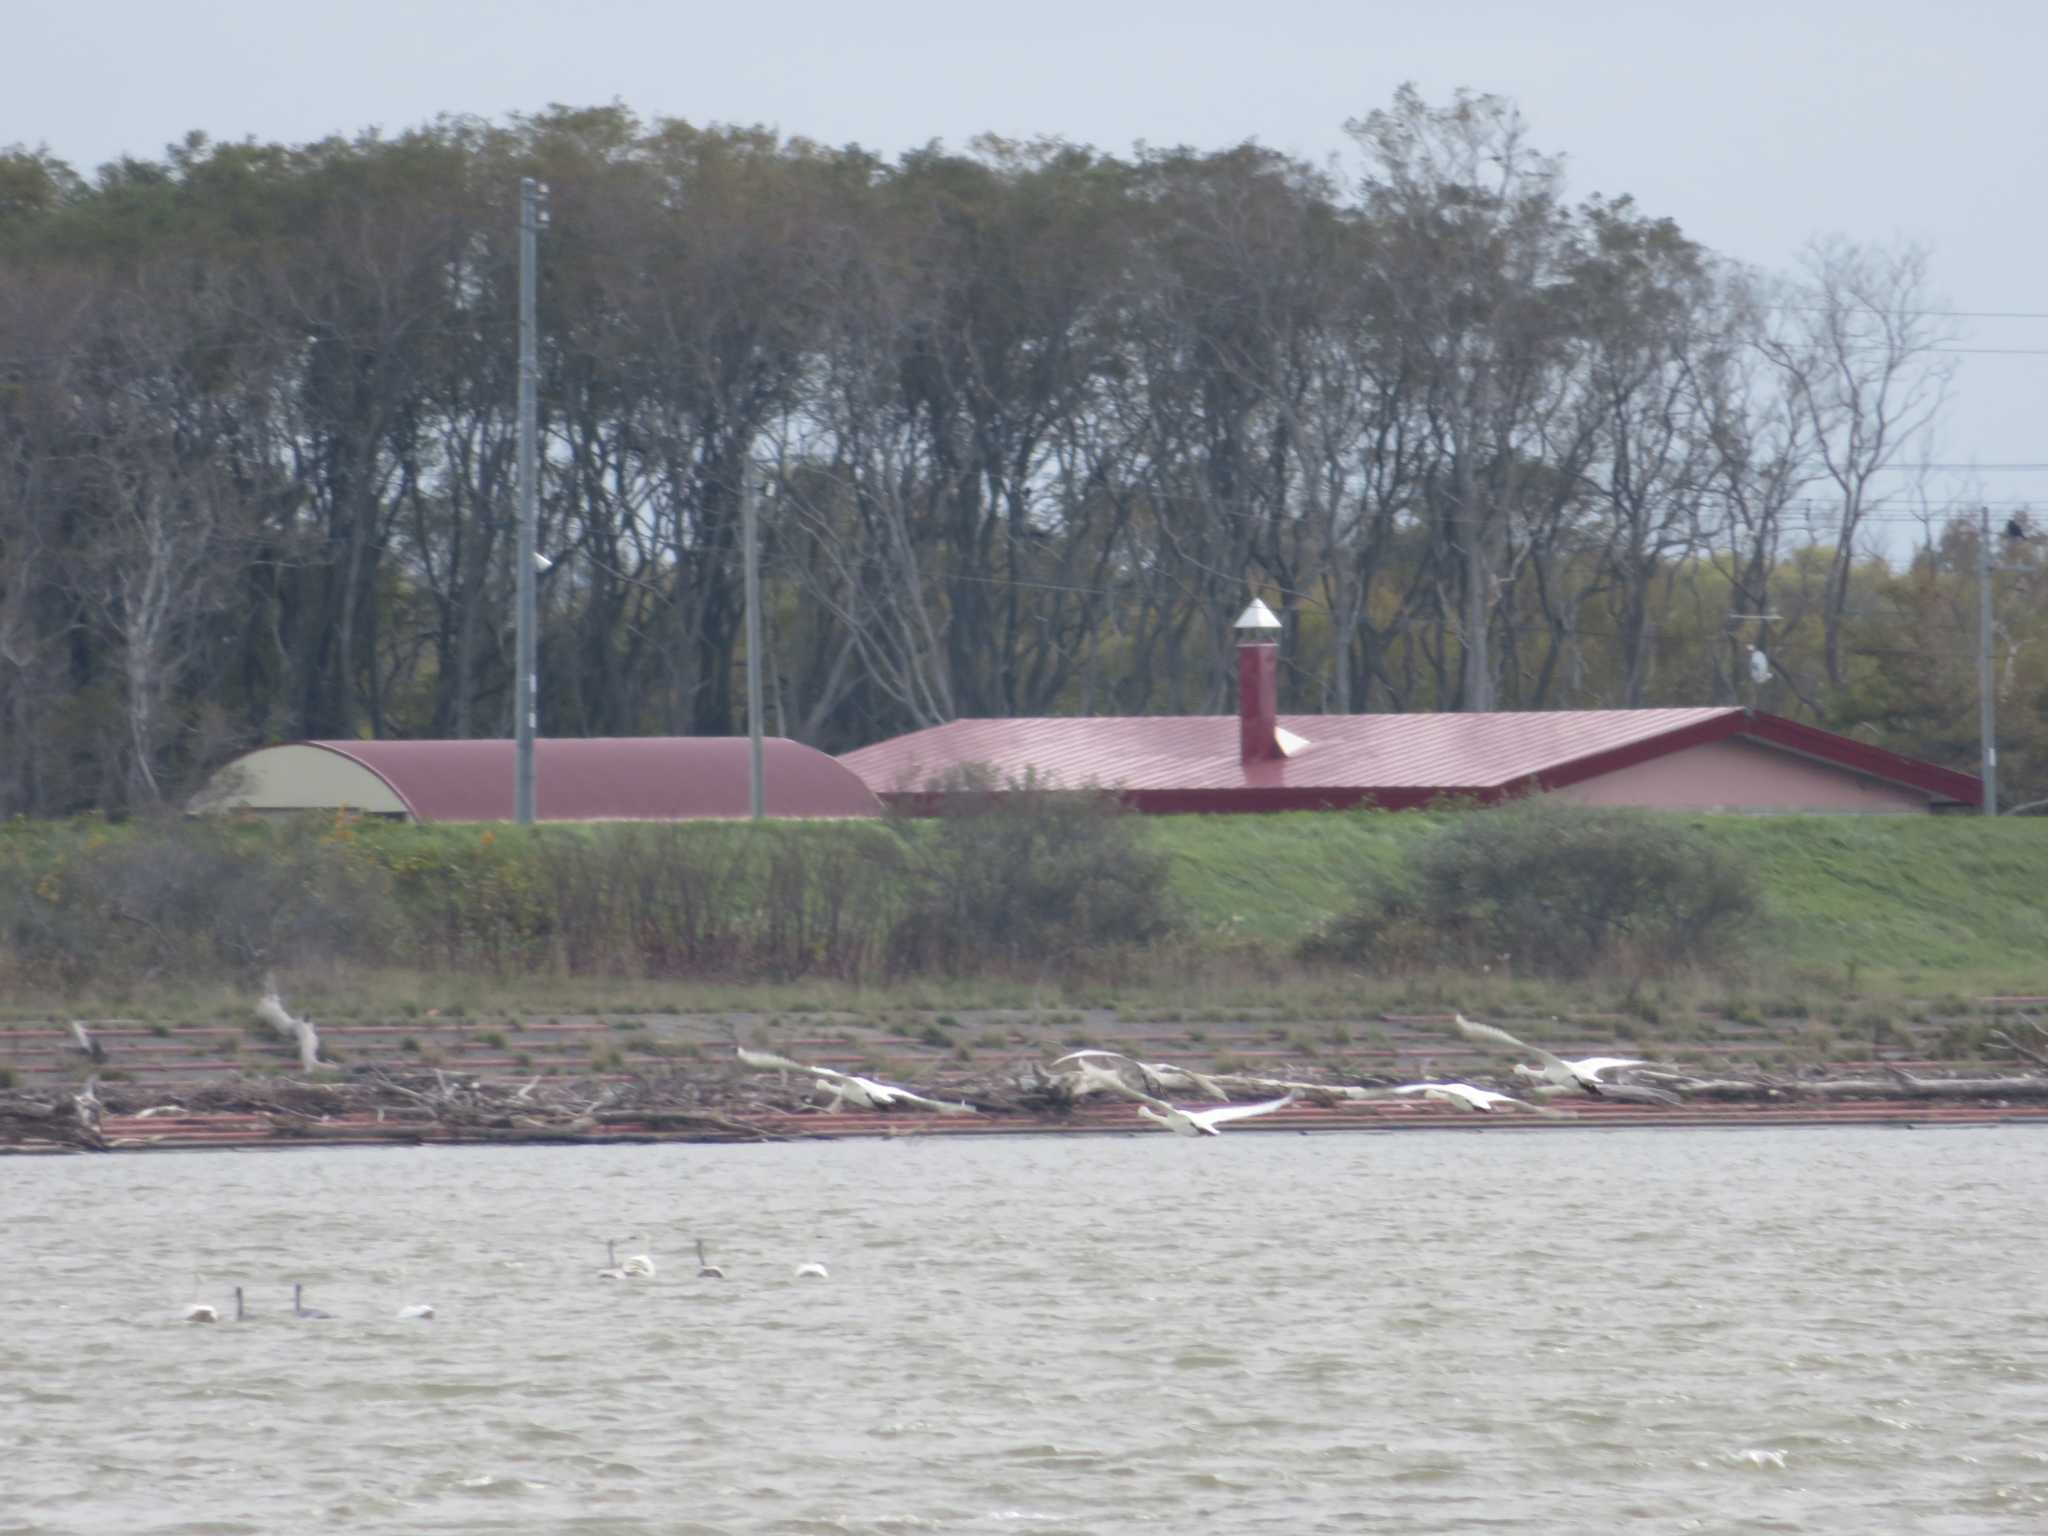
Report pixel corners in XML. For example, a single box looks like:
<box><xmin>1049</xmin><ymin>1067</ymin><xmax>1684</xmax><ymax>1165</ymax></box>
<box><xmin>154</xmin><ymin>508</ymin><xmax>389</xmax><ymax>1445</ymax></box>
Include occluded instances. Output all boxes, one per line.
<box><xmin>12</xmin><ymin>0</ymin><xmax>2046</xmax><ymax>532</ymax></box>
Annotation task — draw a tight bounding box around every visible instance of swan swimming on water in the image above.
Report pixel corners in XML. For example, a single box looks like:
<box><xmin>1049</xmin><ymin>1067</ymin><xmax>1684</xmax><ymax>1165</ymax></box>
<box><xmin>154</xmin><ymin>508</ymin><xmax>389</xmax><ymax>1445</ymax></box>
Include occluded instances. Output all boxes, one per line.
<box><xmin>794</xmin><ymin>1261</ymin><xmax>828</xmax><ymax>1280</ymax></box>
<box><xmin>596</xmin><ymin>1237</ymin><xmax>655</xmax><ymax>1280</ymax></box>
<box><xmin>182</xmin><ymin>1269</ymin><xmax>220</xmax><ymax>1323</ymax></box>
<box><xmin>394</xmin><ymin>1269</ymin><xmax>435</xmax><ymax>1318</ymax></box>
<box><xmin>695</xmin><ymin>1240</ymin><xmax>724</xmax><ymax>1280</ymax></box>
<box><xmin>292</xmin><ymin>1283</ymin><xmax>334</xmax><ymax>1319</ymax></box>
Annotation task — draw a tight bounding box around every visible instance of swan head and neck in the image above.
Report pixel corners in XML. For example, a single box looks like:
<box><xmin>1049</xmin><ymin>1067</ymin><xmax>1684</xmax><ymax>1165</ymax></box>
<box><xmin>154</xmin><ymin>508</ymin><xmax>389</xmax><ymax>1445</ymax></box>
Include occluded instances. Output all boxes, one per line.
<box><xmin>1137</xmin><ymin>1104</ymin><xmax>1209</xmax><ymax>1136</ymax></box>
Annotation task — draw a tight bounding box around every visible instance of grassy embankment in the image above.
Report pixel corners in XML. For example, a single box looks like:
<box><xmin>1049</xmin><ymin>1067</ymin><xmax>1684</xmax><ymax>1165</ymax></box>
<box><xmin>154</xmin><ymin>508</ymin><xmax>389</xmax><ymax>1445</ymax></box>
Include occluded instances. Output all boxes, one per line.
<box><xmin>2</xmin><ymin>811</ymin><xmax>2044</xmax><ymax>1092</ymax></box>
<box><xmin>1155</xmin><ymin>811</ymin><xmax>2048</xmax><ymax>994</ymax></box>
<box><xmin>2</xmin><ymin>810</ymin><xmax>2042</xmax><ymax>1019</ymax></box>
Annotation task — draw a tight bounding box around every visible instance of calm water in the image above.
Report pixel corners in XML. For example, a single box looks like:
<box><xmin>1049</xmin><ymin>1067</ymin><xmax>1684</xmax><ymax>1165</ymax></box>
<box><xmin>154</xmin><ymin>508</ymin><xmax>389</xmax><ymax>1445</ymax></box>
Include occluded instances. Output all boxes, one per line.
<box><xmin>4</xmin><ymin>1127</ymin><xmax>2047</xmax><ymax>1534</ymax></box>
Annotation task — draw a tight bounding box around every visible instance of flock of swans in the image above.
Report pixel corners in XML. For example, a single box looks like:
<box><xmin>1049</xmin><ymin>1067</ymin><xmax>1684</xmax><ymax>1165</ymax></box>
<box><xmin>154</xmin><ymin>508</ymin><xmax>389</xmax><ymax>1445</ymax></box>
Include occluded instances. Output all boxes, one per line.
<box><xmin>182</xmin><ymin>1239</ymin><xmax>829</xmax><ymax>1323</ymax></box>
<box><xmin>182</xmin><ymin>1280</ymin><xmax>408</xmax><ymax>1324</ymax></box>
<box><xmin>593</xmin><ymin>1236</ymin><xmax>828</xmax><ymax>1285</ymax></box>
<box><xmin>176</xmin><ymin>1011</ymin><xmax>1655</xmax><ymax>1320</ymax></box>
<box><xmin>733</xmin><ymin>1011</ymin><xmax>1683</xmax><ymax>1136</ymax></box>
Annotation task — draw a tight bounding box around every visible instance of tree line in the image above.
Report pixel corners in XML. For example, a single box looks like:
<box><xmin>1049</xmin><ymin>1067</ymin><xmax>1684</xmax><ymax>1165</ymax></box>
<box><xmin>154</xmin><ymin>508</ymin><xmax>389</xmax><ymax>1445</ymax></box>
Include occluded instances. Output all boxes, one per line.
<box><xmin>1</xmin><ymin>87</ymin><xmax>2040</xmax><ymax>817</ymax></box>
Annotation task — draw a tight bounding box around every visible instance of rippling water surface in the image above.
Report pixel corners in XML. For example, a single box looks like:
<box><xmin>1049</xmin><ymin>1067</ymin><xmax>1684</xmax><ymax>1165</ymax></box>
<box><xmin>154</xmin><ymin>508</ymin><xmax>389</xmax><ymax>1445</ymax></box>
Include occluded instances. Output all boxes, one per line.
<box><xmin>5</xmin><ymin>1126</ymin><xmax>2048</xmax><ymax>1533</ymax></box>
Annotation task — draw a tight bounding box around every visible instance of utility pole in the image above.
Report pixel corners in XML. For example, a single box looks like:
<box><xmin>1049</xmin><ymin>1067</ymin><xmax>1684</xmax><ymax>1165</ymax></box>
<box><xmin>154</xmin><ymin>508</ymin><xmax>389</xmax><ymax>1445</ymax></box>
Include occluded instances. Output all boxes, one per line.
<box><xmin>1975</xmin><ymin>506</ymin><xmax>2037</xmax><ymax>815</ymax></box>
<box><xmin>514</xmin><ymin>177</ymin><xmax>546</xmax><ymax>825</ymax></box>
<box><xmin>1975</xmin><ymin>505</ymin><xmax>2035</xmax><ymax>816</ymax></box>
<box><xmin>742</xmin><ymin>458</ymin><xmax>766</xmax><ymax>821</ymax></box>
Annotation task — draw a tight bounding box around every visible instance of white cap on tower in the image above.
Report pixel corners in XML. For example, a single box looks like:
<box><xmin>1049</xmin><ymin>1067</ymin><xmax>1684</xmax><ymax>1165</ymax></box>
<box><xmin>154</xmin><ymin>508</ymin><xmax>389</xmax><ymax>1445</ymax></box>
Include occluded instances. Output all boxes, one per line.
<box><xmin>1234</xmin><ymin>598</ymin><xmax>1282</xmax><ymax>635</ymax></box>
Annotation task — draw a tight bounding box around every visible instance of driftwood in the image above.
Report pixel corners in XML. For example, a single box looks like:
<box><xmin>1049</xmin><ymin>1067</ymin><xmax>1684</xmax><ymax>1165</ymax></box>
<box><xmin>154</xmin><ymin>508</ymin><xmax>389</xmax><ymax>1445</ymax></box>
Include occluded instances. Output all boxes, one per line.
<box><xmin>14</xmin><ymin>1042</ymin><xmax>2048</xmax><ymax>1155</ymax></box>
<box><xmin>0</xmin><ymin>1091</ymin><xmax>108</xmax><ymax>1151</ymax></box>
<box><xmin>1644</xmin><ymin>1069</ymin><xmax>2048</xmax><ymax>1101</ymax></box>
<box><xmin>1987</xmin><ymin>1019</ymin><xmax>2048</xmax><ymax>1070</ymax></box>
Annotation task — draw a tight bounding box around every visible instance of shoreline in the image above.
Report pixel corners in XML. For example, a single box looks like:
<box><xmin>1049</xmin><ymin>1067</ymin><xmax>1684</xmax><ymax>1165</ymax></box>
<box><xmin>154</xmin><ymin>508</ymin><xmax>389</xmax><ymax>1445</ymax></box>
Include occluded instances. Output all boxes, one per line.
<box><xmin>11</xmin><ymin>1092</ymin><xmax>2048</xmax><ymax>1155</ymax></box>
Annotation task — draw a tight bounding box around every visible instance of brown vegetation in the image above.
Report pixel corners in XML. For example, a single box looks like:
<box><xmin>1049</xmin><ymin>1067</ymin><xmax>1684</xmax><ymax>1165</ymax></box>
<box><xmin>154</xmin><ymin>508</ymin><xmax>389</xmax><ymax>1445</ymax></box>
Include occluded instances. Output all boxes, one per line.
<box><xmin>0</xmin><ymin>793</ymin><xmax>1175</xmax><ymax>988</ymax></box>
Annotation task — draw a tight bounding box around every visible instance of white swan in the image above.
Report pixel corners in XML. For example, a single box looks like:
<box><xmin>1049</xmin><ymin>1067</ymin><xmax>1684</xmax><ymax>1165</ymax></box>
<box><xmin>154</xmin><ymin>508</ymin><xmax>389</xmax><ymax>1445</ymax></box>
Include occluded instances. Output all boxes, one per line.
<box><xmin>1393</xmin><ymin>1081</ymin><xmax>1569</xmax><ymax>1116</ymax></box>
<box><xmin>1050</xmin><ymin>1049</ymin><xmax>1229</xmax><ymax>1102</ymax></box>
<box><xmin>292</xmin><ymin>1283</ymin><xmax>334</xmax><ymax>1319</ymax></box>
<box><xmin>396</xmin><ymin>1301</ymin><xmax>435</xmax><ymax>1320</ymax></box>
<box><xmin>1079</xmin><ymin>1065</ymin><xmax>1302</xmax><ymax>1137</ymax></box>
<box><xmin>596</xmin><ymin>1238</ymin><xmax>655</xmax><ymax>1279</ymax></box>
<box><xmin>1452</xmin><ymin>1014</ymin><xmax>1679</xmax><ymax>1103</ymax></box>
<box><xmin>1135</xmin><ymin>1091</ymin><xmax>1299</xmax><ymax>1137</ymax></box>
<box><xmin>182</xmin><ymin>1269</ymin><xmax>222</xmax><ymax>1323</ymax></box>
<box><xmin>736</xmin><ymin>1047</ymin><xmax>975</xmax><ymax>1114</ymax></box>
<box><xmin>794</xmin><ymin>1261</ymin><xmax>828</xmax><ymax>1280</ymax></box>
<box><xmin>695</xmin><ymin>1240</ymin><xmax>724</xmax><ymax>1280</ymax></box>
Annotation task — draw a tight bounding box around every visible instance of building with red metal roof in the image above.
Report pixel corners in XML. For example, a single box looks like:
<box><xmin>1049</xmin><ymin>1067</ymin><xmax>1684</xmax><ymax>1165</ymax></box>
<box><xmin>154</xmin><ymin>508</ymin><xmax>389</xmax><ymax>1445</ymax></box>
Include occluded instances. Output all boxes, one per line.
<box><xmin>839</xmin><ymin>618</ymin><xmax>1980</xmax><ymax>815</ymax></box>
<box><xmin>839</xmin><ymin>707</ymin><xmax>1978</xmax><ymax>814</ymax></box>
<box><xmin>191</xmin><ymin>737</ymin><xmax>882</xmax><ymax>821</ymax></box>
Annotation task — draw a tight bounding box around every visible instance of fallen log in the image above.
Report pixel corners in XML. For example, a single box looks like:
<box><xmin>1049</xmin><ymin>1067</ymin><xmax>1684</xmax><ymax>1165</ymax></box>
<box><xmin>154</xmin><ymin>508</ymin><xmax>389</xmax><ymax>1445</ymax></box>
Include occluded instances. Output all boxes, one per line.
<box><xmin>1660</xmin><ymin>1073</ymin><xmax>2048</xmax><ymax>1101</ymax></box>
<box><xmin>596</xmin><ymin>1109</ymin><xmax>782</xmax><ymax>1140</ymax></box>
<box><xmin>0</xmin><ymin>1093</ymin><xmax>109</xmax><ymax>1152</ymax></box>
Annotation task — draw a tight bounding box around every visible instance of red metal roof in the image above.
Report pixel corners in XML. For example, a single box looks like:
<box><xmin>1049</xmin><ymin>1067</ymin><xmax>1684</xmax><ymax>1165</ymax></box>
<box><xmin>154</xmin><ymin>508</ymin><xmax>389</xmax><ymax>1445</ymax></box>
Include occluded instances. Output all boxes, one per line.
<box><xmin>296</xmin><ymin>737</ymin><xmax>881</xmax><ymax>821</ymax></box>
<box><xmin>837</xmin><ymin>708</ymin><xmax>1981</xmax><ymax>813</ymax></box>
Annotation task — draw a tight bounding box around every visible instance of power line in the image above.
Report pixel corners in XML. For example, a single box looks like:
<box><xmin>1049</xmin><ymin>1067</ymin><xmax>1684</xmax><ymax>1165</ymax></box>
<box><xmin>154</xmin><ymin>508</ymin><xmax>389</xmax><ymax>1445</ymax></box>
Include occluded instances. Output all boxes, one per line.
<box><xmin>1754</xmin><ymin>304</ymin><xmax>2048</xmax><ymax>322</ymax></box>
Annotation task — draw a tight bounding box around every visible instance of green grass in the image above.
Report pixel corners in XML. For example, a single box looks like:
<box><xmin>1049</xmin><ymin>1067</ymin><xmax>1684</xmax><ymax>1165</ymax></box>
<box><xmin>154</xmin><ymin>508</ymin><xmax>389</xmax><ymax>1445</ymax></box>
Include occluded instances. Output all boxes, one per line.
<box><xmin>1146</xmin><ymin>810</ymin><xmax>2048</xmax><ymax>992</ymax></box>
<box><xmin>2</xmin><ymin>810</ymin><xmax>2042</xmax><ymax>1008</ymax></box>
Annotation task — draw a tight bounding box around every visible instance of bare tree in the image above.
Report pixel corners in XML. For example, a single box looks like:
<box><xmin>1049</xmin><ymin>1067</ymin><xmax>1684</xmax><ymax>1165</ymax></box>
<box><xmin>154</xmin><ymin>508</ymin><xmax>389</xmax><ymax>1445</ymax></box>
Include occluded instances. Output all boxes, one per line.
<box><xmin>1755</xmin><ymin>238</ymin><xmax>1953</xmax><ymax>687</ymax></box>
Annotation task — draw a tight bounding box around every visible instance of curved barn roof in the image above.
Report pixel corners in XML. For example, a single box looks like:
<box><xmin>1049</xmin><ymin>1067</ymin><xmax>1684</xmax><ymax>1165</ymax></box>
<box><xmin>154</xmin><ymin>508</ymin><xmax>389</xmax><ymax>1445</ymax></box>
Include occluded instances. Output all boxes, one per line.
<box><xmin>194</xmin><ymin>737</ymin><xmax>882</xmax><ymax>821</ymax></box>
<box><xmin>838</xmin><ymin>708</ymin><xmax>1980</xmax><ymax>813</ymax></box>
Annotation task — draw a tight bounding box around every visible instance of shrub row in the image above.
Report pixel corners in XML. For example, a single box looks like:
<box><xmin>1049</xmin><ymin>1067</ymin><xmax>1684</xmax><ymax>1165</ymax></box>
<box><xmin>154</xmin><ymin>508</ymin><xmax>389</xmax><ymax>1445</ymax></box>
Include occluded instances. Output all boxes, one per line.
<box><xmin>0</xmin><ymin>781</ymin><xmax>1174</xmax><ymax>988</ymax></box>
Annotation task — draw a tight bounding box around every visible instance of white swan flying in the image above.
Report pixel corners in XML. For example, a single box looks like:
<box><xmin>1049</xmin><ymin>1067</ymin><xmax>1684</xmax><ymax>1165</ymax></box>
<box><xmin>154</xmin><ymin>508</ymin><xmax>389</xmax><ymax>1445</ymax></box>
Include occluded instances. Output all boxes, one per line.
<box><xmin>1453</xmin><ymin>1014</ymin><xmax>1679</xmax><ymax>1103</ymax></box>
<box><xmin>735</xmin><ymin>1045</ymin><xmax>975</xmax><ymax>1114</ymax></box>
<box><xmin>1393</xmin><ymin>1081</ymin><xmax>1569</xmax><ymax>1116</ymax></box>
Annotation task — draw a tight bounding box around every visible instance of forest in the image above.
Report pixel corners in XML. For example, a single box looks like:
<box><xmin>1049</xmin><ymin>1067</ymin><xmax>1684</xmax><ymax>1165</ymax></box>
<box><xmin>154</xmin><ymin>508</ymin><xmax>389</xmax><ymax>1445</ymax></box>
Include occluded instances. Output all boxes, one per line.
<box><xmin>0</xmin><ymin>86</ymin><xmax>2041</xmax><ymax>818</ymax></box>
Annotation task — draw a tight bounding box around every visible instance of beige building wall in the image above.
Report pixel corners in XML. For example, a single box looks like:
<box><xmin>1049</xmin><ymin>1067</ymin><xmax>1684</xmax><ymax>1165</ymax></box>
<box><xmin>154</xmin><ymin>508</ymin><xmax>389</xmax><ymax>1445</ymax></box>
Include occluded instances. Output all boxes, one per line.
<box><xmin>189</xmin><ymin>745</ymin><xmax>410</xmax><ymax>816</ymax></box>
<box><xmin>1549</xmin><ymin>736</ymin><xmax>1930</xmax><ymax>813</ymax></box>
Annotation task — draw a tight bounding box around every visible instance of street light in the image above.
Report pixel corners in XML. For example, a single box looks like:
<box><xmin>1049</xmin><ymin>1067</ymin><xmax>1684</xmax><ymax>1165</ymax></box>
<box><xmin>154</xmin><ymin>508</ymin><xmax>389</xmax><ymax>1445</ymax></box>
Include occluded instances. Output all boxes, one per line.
<box><xmin>515</xmin><ymin>176</ymin><xmax>549</xmax><ymax>825</ymax></box>
<box><xmin>742</xmin><ymin>461</ymin><xmax>765</xmax><ymax>821</ymax></box>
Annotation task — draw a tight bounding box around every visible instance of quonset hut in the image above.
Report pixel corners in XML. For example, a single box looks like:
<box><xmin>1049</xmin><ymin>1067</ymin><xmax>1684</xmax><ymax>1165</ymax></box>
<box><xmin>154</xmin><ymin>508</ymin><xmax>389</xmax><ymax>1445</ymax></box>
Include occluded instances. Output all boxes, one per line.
<box><xmin>190</xmin><ymin>737</ymin><xmax>882</xmax><ymax>821</ymax></box>
<box><xmin>838</xmin><ymin>605</ymin><xmax>1979</xmax><ymax>816</ymax></box>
